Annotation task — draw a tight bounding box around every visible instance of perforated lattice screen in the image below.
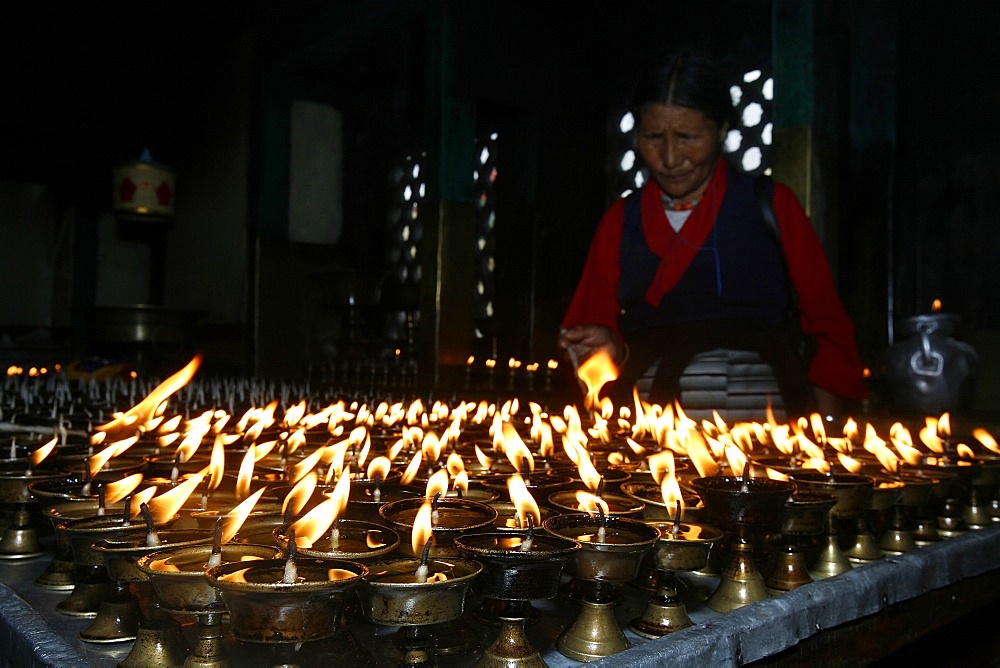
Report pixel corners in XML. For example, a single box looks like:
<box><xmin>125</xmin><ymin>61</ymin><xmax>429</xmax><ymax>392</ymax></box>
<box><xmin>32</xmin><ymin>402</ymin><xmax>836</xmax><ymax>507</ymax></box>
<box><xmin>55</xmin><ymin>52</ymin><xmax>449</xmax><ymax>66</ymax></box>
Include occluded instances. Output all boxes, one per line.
<box><xmin>473</xmin><ymin>132</ymin><xmax>498</xmax><ymax>328</ymax></box>
<box><xmin>386</xmin><ymin>154</ymin><xmax>424</xmax><ymax>286</ymax></box>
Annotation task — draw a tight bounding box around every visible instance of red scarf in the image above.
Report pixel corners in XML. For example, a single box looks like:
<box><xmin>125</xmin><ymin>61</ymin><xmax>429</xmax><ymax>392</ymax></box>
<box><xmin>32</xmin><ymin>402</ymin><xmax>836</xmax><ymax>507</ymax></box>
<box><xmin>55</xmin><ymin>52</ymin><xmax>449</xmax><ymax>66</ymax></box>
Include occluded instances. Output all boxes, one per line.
<box><xmin>640</xmin><ymin>158</ymin><xmax>729</xmax><ymax>307</ymax></box>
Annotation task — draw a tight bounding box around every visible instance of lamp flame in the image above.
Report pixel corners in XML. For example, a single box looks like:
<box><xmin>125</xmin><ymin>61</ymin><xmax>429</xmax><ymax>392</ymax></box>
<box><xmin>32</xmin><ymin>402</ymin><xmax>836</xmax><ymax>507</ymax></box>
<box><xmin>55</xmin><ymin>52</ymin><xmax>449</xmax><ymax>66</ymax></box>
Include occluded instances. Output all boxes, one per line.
<box><xmin>837</xmin><ymin>452</ymin><xmax>863</xmax><ymax>474</ymax></box>
<box><xmin>411</xmin><ymin>500</ymin><xmax>434</xmax><ymax>556</ymax></box>
<box><xmin>575</xmin><ymin>490</ymin><xmax>610</xmax><ymax>516</ymax></box>
<box><xmin>104</xmin><ymin>473</ymin><xmax>144</xmax><ymax>504</ymax></box>
<box><xmin>687</xmin><ymin>435</ymin><xmax>720</xmax><ymax>478</ymax></box>
<box><xmin>30</xmin><ymin>437</ymin><xmax>57</xmax><ymax>466</ymax></box>
<box><xmin>660</xmin><ymin>465</ymin><xmax>684</xmax><ymax>512</ymax></box>
<box><xmin>502</xmin><ymin>422</ymin><xmax>535</xmax><ymax>473</ymax></box>
<box><xmin>290</xmin><ymin>467</ymin><xmax>352</xmax><ymax>548</ymax></box>
<box><xmin>207</xmin><ymin>436</ymin><xmax>226</xmax><ymax>492</ymax></box>
<box><xmin>576</xmin><ymin>349</ymin><xmax>619</xmax><ymax>411</ymax></box>
<box><xmin>282</xmin><ymin>471</ymin><xmax>318</xmax><ymax>516</ymax></box>
<box><xmin>425</xmin><ymin>468</ymin><xmax>450</xmax><ymax>500</ymax></box>
<box><xmin>95</xmin><ymin>354</ymin><xmax>202</xmax><ymax>439</ymax></box>
<box><xmin>507</xmin><ymin>474</ymin><xmax>541</xmax><ymax>528</ymax></box>
<box><xmin>647</xmin><ymin>450</ymin><xmax>675</xmax><ymax>485</ymax></box>
<box><xmin>400</xmin><ymin>451</ymin><xmax>422</xmax><ymax>486</ymax></box>
<box><xmin>973</xmin><ymin>428</ymin><xmax>1000</xmax><ymax>456</ymax></box>
<box><xmin>367</xmin><ymin>456</ymin><xmax>392</xmax><ymax>481</ymax></box>
<box><xmin>221</xmin><ymin>487</ymin><xmax>267</xmax><ymax>544</ymax></box>
<box><xmin>474</xmin><ymin>445</ymin><xmax>493</xmax><ymax>469</ymax></box>
<box><xmin>236</xmin><ymin>445</ymin><xmax>256</xmax><ymax>501</ymax></box>
<box><xmin>145</xmin><ymin>471</ymin><xmax>205</xmax><ymax>524</ymax></box>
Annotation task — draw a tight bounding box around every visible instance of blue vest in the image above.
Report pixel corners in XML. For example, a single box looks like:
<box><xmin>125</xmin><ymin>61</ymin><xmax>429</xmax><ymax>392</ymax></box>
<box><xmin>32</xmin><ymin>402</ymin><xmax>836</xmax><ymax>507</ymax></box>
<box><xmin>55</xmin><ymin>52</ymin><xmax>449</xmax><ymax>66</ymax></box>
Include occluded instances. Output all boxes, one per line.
<box><xmin>617</xmin><ymin>171</ymin><xmax>790</xmax><ymax>335</ymax></box>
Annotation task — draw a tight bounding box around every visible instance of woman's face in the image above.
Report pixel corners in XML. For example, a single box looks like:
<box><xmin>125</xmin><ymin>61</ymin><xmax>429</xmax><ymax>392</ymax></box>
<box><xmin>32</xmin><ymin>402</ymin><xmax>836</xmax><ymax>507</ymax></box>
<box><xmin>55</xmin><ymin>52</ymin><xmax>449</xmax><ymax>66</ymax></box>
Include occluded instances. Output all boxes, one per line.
<box><xmin>636</xmin><ymin>103</ymin><xmax>724</xmax><ymax>203</ymax></box>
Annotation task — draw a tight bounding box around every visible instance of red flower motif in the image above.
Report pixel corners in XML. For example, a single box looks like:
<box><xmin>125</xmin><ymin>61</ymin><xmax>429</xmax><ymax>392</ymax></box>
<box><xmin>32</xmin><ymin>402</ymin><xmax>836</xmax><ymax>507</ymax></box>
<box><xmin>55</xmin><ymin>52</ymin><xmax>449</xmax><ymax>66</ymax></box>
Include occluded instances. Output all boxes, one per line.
<box><xmin>118</xmin><ymin>177</ymin><xmax>137</xmax><ymax>202</ymax></box>
<box><xmin>156</xmin><ymin>180</ymin><xmax>173</xmax><ymax>206</ymax></box>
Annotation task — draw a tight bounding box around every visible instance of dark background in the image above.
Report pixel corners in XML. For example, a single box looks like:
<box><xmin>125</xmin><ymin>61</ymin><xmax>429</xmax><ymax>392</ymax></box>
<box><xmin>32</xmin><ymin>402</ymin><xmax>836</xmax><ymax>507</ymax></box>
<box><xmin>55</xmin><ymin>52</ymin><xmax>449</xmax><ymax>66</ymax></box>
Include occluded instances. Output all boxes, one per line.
<box><xmin>0</xmin><ymin>1</ymin><xmax>997</xmax><ymax>415</ymax></box>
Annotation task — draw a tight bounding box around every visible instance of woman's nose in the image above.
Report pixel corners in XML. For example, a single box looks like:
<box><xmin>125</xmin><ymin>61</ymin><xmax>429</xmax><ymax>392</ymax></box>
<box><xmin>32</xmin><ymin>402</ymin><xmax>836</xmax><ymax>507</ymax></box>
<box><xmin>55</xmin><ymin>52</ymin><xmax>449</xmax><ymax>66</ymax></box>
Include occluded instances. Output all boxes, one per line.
<box><xmin>661</xmin><ymin>137</ymin><xmax>680</xmax><ymax>168</ymax></box>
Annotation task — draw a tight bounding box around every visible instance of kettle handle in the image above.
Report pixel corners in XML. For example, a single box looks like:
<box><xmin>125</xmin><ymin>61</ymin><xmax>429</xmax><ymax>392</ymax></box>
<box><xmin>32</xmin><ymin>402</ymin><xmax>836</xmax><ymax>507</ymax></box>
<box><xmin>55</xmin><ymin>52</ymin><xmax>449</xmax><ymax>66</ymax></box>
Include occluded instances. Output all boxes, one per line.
<box><xmin>910</xmin><ymin>325</ymin><xmax>943</xmax><ymax>376</ymax></box>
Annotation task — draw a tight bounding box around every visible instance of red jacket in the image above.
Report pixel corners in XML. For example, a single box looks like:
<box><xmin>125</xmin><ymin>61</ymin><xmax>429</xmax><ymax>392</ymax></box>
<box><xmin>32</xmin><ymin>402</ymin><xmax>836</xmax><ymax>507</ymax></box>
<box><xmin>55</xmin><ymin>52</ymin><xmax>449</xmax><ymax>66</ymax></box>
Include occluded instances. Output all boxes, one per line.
<box><xmin>562</xmin><ymin>159</ymin><xmax>868</xmax><ymax>401</ymax></box>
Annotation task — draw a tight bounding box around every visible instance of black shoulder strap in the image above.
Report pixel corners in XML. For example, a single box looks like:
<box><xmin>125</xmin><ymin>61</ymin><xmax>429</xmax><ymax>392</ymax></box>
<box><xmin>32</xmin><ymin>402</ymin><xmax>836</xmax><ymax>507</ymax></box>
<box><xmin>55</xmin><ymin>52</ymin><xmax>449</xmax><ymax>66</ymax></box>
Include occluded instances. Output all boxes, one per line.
<box><xmin>754</xmin><ymin>175</ymin><xmax>799</xmax><ymax>314</ymax></box>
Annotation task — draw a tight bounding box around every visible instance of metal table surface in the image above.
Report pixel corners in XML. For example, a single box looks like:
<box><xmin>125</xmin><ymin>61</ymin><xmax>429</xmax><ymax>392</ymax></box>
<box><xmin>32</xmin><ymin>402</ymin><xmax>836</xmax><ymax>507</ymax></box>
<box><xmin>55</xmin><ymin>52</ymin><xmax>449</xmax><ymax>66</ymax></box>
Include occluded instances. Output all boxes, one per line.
<box><xmin>2</xmin><ymin>525</ymin><xmax>1000</xmax><ymax>667</ymax></box>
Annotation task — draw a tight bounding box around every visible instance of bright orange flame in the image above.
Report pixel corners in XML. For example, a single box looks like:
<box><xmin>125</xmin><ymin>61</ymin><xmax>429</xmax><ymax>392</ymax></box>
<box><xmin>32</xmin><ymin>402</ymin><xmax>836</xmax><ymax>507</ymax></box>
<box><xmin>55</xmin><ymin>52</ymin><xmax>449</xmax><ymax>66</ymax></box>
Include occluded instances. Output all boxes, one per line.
<box><xmin>89</xmin><ymin>443</ymin><xmax>121</xmax><ymax>477</ymax></box>
<box><xmin>765</xmin><ymin>468</ymin><xmax>790</xmax><ymax>481</ymax></box>
<box><xmin>288</xmin><ymin>447</ymin><xmax>326</xmax><ymax>484</ymax></box>
<box><xmin>660</xmin><ymin>466</ymin><xmax>684</xmax><ymax>513</ymax></box>
<box><xmin>400</xmin><ymin>451</ymin><xmax>422</xmax><ymax>486</ymax></box>
<box><xmin>474</xmin><ymin>445</ymin><xmax>493</xmax><ymax>469</ymax></box>
<box><xmin>128</xmin><ymin>487</ymin><xmax>158</xmax><ymax>518</ymax></box>
<box><xmin>221</xmin><ymin>487</ymin><xmax>267</xmax><ymax>544</ymax></box>
<box><xmin>867</xmin><ymin>427</ymin><xmax>899</xmax><ymax>474</ymax></box>
<box><xmin>647</xmin><ymin>450</ymin><xmax>675</xmax><ymax>485</ymax></box>
<box><xmin>576</xmin><ymin>454</ymin><xmax>603</xmax><ymax>492</ymax></box>
<box><xmin>367</xmin><ymin>456</ymin><xmax>392</xmax><ymax>481</ymax></box>
<box><xmin>576</xmin><ymin>349</ymin><xmax>619</xmax><ymax>410</ymax></box>
<box><xmin>30</xmin><ymin>437</ymin><xmax>58</xmax><ymax>466</ymax></box>
<box><xmin>724</xmin><ymin>444</ymin><xmax>748</xmax><ymax>476</ymax></box>
<box><xmin>236</xmin><ymin>445</ymin><xmax>256</xmax><ymax>501</ymax></box>
<box><xmin>507</xmin><ymin>474</ymin><xmax>541</xmax><ymax>527</ymax></box>
<box><xmin>837</xmin><ymin>453</ymin><xmax>863</xmax><ymax>474</ymax></box>
<box><xmin>938</xmin><ymin>413</ymin><xmax>951</xmax><ymax>438</ymax></box>
<box><xmin>173</xmin><ymin>430</ymin><xmax>204</xmax><ymax>464</ymax></box>
<box><xmin>956</xmin><ymin>443</ymin><xmax>976</xmax><ymax>459</ymax></box>
<box><xmin>421</xmin><ymin>432</ymin><xmax>443</xmax><ymax>464</ymax></box>
<box><xmin>687</xmin><ymin>436</ymin><xmax>720</xmax><ymax>478</ymax></box>
<box><xmin>95</xmin><ymin>355</ymin><xmax>202</xmax><ymax>438</ymax></box>
<box><xmin>931</xmin><ymin>299</ymin><xmax>942</xmax><ymax>312</ymax></box>
<box><xmin>104</xmin><ymin>473</ymin><xmax>144</xmax><ymax>504</ymax></box>
<box><xmin>145</xmin><ymin>472</ymin><xmax>205</xmax><ymax>524</ymax></box>
<box><xmin>453</xmin><ymin>470</ymin><xmax>469</xmax><ymax>494</ymax></box>
<box><xmin>809</xmin><ymin>413</ymin><xmax>827</xmax><ymax>444</ymax></box>
<box><xmin>425</xmin><ymin>468</ymin><xmax>450</xmax><ymax>500</ymax></box>
<box><xmin>919</xmin><ymin>420</ymin><xmax>944</xmax><ymax>454</ymax></box>
<box><xmin>575</xmin><ymin>490</ymin><xmax>610</xmax><ymax>516</ymax></box>
<box><xmin>208</xmin><ymin>436</ymin><xmax>226</xmax><ymax>492</ymax></box>
<box><xmin>802</xmin><ymin>457</ymin><xmax>832</xmax><ymax>473</ymax></box>
<box><xmin>411</xmin><ymin>500</ymin><xmax>434</xmax><ymax>555</ymax></box>
<box><xmin>283</xmin><ymin>400</ymin><xmax>307</xmax><ymax>428</ymax></box>
<box><xmin>290</xmin><ymin>467</ymin><xmax>352</xmax><ymax>548</ymax></box>
<box><xmin>282</xmin><ymin>471</ymin><xmax>318</xmax><ymax>516</ymax></box>
<box><xmin>502</xmin><ymin>423</ymin><xmax>535</xmax><ymax>473</ymax></box>
<box><xmin>446</xmin><ymin>452</ymin><xmax>465</xmax><ymax>477</ymax></box>
<box><xmin>771</xmin><ymin>429</ymin><xmax>796</xmax><ymax>456</ymax></box>
<box><xmin>973</xmin><ymin>428</ymin><xmax>1000</xmax><ymax>456</ymax></box>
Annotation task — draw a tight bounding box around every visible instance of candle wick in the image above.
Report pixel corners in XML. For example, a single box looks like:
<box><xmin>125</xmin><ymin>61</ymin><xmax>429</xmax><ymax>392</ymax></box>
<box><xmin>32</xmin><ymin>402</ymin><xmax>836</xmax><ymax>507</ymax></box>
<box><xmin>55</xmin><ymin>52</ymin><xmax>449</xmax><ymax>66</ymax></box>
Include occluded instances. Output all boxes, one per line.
<box><xmin>97</xmin><ymin>485</ymin><xmax>106</xmax><ymax>516</ymax></box>
<box><xmin>520</xmin><ymin>512</ymin><xmax>535</xmax><ymax>551</ymax></box>
<box><xmin>122</xmin><ymin>494</ymin><xmax>133</xmax><ymax>525</ymax></box>
<box><xmin>418</xmin><ymin>535</ymin><xmax>433</xmax><ymax>569</ymax></box>
<box><xmin>596</xmin><ymin>475</ymin><xmax>606</xmax><ymax>499</ymax></box>
<box><xmin>740</xmin><ymin>459</ymin><xmax>752</xmax><ymax>493</ymax></box>
<box><xmin>597</xmin><ymin>503</ymin><xmax>607</xmax><ymax>531</ymax></box>
<box><xmin>140</xmin><ymin>502</ymin><xmax>161</xmax><ymax>547</ymax></box>
<box><xmin>672</xmin><ymin>500</ymin><xmax>682</xmax><ymax>538</ymax></box>
<box><xmin>213</xmin><ymin>517</ymin><xmax>223</xmax><ymax>552</ymax></box>
<box><xmin>283</xmin><ymin>527</ymin><xmax>298</xmax><ymax>584</ymax></box>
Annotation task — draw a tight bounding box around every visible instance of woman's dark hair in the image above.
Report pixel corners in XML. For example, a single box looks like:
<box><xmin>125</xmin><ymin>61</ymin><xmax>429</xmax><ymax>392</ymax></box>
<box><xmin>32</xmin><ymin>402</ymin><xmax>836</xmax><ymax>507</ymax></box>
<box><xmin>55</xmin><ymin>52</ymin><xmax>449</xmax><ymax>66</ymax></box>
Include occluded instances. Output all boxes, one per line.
<box><xmin>631</xmin><ymin>52</ymin><xmax>737</xmax><ymax>131</ymax></box>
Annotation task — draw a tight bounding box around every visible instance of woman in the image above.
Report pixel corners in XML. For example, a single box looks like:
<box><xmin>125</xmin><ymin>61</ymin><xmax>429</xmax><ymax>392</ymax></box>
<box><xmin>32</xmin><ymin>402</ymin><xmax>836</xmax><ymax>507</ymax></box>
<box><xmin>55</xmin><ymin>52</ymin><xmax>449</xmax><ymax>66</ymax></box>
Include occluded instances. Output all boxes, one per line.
<box><xmin>559</xmin><ymin>53</ymin><xmax>867</xmax><ymax>417</ymax></box>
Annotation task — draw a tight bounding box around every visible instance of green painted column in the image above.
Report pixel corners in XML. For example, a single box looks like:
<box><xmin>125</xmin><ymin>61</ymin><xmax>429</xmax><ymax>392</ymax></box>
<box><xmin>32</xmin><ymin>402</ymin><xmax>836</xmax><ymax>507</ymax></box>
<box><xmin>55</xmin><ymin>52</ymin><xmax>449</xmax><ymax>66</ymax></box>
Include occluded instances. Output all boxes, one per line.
<box><xmin>417</xmin><ymin>1</ymin><xmax>477</xmax><ymax>389</ymax></box>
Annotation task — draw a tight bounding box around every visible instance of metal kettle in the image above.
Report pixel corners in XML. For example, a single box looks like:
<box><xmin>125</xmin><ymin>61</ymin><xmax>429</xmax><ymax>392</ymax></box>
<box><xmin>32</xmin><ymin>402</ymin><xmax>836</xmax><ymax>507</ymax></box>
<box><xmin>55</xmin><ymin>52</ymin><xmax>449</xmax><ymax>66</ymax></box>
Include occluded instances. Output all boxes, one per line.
<box><xmin>886</xmin><ymin>313</ymin><xmax>978</xmax><ymax>415</ymax></box>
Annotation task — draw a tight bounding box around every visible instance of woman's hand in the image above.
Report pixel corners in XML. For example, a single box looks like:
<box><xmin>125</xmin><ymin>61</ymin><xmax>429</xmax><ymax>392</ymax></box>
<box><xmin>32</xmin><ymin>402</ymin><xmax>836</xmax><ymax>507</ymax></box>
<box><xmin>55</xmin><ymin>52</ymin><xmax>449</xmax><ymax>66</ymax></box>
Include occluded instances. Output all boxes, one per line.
<box><xmin>558</xmin><ymin>325</ymin><xmax>625</xmax><ymax>369</ymax></box>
